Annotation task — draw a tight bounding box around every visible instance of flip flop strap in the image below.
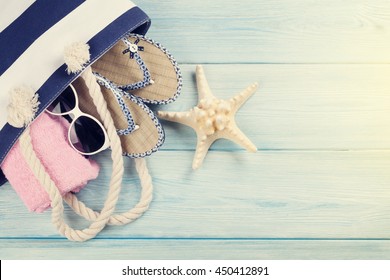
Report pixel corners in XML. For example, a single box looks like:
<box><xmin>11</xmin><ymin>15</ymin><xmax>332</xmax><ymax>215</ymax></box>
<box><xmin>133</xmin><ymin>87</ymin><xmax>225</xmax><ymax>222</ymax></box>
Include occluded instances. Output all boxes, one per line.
<box><xmin>120</xmin><ymin>37</ymin><xmax>152</xmax><ymax>91</ymax></box>
<box><xmin>94</xmin><ymin>72</ymin><xmax>138</xmax><ymax>135</ymax></box>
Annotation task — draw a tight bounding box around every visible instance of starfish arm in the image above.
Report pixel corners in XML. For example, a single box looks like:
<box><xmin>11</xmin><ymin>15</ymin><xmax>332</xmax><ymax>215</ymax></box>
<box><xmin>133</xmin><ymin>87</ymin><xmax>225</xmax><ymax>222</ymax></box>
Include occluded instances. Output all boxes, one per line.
<box><xmin>196</xmin><ymin>65</ymin><xmax>215</xmax><ymax>101</ymax></box>
<box><xmin>230</xmin><ymin>82</ymin><xmax>258</xmax><ymax>113</ymax></box>
<box><xmin>225</xmin><ymin>123</ymin><xmax>257</xmax><ymax>152</ymax></box>
<box><xmin>157</xmin><ymin>110</ymin><xmax>196</xmax><ymax>128</ymax></box>
<box><xmin>192</xmin><ymin>135</ymin><xmax>214</xmax><ymax>170</ymax></box>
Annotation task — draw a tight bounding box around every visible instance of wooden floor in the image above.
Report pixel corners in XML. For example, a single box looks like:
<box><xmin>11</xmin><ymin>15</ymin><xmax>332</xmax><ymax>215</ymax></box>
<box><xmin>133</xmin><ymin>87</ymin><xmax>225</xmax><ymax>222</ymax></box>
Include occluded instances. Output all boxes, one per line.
<box><xmin>1</xmin><ymin>0</ymin><xmax>390</xmax><ymax>259</ymax></box>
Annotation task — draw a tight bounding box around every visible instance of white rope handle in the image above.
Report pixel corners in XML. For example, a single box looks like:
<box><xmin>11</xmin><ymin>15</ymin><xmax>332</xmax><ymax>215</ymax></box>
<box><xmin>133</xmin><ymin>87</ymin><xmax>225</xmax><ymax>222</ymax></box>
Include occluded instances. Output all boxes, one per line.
<box><xmin>19</xmin><ymin>43</ymin><xmax>154</xmax><ymax>241</ymax></box>
<box><xmin>63</xmin><ymin>158</ymin><xmax>153</xmax><ymax>225</ymax></box>
<box><xmin>69</xmin><ymin>67</ymin><xmax>153</xmax><ymax>226</ymax></box>
<box><xmin>20</xmin><ymin>66</ymin><xmax>125</xmax><ymax>241</ymax></box>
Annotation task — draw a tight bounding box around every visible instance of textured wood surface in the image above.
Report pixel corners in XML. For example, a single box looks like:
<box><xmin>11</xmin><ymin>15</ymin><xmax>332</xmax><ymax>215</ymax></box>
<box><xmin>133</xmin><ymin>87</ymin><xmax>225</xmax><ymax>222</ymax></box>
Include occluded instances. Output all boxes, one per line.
<box><xmin>2</xmin><ymin>240</ymin><xmax>390</xmax><ymax>260</ymax></box>
<box><xmin>1</xmin><ymin>0</ymin><xmax>390</xmax><ymax>259</ymax></box>
<box><xmin>144</xmin><ymin>0</ymin><xmax>390</xmax><ymax>63</ymax></box>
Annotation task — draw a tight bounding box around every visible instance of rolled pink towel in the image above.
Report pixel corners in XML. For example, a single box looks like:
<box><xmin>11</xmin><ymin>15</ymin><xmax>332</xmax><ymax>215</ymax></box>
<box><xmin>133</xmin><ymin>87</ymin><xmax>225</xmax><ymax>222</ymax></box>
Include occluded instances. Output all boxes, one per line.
<box><xmin>1</xmin><ymin>112</ymin><xmax>99</xmax><ymax>212</ymax></box>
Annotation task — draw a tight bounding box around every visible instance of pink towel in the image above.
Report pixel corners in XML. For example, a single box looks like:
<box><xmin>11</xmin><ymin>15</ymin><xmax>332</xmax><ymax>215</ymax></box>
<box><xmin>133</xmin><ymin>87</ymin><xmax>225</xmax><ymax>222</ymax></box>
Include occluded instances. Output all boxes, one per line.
<box><xmin>1</xmin><ymin>112</ymin><xmax>99</xmax><ymax>212</ymax></box>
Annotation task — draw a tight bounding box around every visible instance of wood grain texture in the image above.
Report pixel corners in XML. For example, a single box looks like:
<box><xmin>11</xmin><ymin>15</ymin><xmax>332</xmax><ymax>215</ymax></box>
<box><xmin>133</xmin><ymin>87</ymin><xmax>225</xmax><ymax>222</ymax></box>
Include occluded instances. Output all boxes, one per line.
<box><xmin>137</xmin><ymin>0</ymin><xmax>390</xmax><ymax>63</ymax></box>
<box><xmin>157</xmin><ymin>64</ymin><xmax>390</xmax><ymax>150</ymax></box>
<box><xmin>1</xmin><ymin>151</ymin><xmax>390</xmax><ymax>239</ymax></box>
<box><xmin>1</xmin><ymin>240</ymin><xmax>390</xmax><ymax>260</ymax></box>
<box><xmin>1</xmin><ymin>0</ymin><xmax>390</xmax><ymax>259</ymax></box>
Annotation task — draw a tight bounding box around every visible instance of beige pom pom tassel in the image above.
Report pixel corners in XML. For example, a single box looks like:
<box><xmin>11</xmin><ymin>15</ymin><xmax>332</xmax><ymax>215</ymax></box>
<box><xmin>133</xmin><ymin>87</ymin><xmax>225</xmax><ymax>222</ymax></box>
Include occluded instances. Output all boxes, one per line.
<box><xmin>64</xmin><ymin>42</ymin><xmax>91</xmax><ymax>74</ymax></box>
<box><xmin>7</xmin><ymin>86</ymin><xmax>40</xmax><ymax>128</ymax></box>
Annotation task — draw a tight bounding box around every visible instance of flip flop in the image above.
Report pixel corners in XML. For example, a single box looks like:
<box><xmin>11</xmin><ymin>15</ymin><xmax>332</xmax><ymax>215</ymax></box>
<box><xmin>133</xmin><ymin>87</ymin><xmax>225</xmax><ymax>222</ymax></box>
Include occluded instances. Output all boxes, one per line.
<box><xmin>92</xmin><ymin>33</ymin><xmax>182</xmax><ymax>105</ymax></box>
<box><xmin>72</xmin><ymin>74</ymin><xmax>164</xmax><ymax>158</ymax></box>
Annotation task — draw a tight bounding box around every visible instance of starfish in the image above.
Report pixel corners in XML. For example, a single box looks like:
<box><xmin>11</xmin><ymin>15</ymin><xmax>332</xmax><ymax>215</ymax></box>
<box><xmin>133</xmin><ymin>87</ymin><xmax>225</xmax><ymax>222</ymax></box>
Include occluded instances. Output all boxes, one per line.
<box><xmin>158</xmin><ymin>65</ymin><xmax>258</xmax><ymax>170</ymax></box>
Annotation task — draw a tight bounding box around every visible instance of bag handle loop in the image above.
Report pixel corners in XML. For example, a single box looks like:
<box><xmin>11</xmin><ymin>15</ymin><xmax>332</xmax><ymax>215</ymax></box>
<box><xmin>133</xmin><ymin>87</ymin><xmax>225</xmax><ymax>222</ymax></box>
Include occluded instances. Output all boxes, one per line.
<box><xmin>19</xmin><ymin>43</ymin><xmax>153</xmax><ymax>241</ymax></box>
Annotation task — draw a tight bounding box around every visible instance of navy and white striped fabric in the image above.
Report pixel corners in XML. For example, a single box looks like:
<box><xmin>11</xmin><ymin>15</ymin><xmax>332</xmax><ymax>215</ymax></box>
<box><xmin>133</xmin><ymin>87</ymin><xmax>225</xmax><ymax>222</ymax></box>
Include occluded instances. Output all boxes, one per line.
<box><xmin>0</xmin><ymin>0</ymin><xmax>151</xmax><ymax>185</ymax></box>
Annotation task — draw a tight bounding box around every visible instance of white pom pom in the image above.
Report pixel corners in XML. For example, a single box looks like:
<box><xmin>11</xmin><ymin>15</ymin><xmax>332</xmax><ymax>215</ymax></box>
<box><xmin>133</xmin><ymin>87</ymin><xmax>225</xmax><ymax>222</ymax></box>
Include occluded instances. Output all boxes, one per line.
<box><xmin>7</xmin><ymin>86</ymin><xmax>40</xmax><ymax>128</ymax></box>
<box><xmin>64</xmin><ymin>42</ymin><xmax>90</xmax><ymax>74</ymax></box>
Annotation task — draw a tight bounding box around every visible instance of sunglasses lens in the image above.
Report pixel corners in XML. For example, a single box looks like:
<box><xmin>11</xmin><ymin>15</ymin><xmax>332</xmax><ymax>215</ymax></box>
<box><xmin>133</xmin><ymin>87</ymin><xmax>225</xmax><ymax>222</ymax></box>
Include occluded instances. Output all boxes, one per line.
<box><xmin>70</xmin><ymin>116</ymin><xmax>106</xmax><ymax>154</ymax></box>
<box><xmin>47</xmin><ymin>86</ymin><xmax>77</xmax><ymax>115</ymax></box>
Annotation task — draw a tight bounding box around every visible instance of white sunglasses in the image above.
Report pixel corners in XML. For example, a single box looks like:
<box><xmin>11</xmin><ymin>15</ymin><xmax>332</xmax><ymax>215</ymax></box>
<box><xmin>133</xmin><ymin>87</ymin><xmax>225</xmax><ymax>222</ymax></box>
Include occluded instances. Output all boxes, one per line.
<box><xmin>46</xmin><ymin>84</ymin><xmax>110</xmax><ymax>155</ymax></box>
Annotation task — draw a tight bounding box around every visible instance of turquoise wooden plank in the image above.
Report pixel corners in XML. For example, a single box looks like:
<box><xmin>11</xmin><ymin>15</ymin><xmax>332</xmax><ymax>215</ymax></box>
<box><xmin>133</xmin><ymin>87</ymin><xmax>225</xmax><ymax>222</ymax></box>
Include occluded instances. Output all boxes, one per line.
<box><xmin>1</xmin><ymin>239</ymin><xmax>390</xmax><ymax>260</ymax></box>
<box><xmin>136</xmin><ymin>0</ymin><xmax>390</xmax><ymax>63</ymax></box>
<box><xmin>1</xmin><ymin>151</ymin><xmax>390</xmax><ymax>238</ymax></box>
<box><xmin>157</xmin><ymin>64</ymin><xmax>390</xmax><ymax>150</ymax></box>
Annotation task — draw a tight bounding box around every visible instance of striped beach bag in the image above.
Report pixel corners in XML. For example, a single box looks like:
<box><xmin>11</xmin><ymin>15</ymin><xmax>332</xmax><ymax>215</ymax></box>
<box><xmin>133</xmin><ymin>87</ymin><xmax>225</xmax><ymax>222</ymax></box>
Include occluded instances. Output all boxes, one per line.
<box><xmin>0</xmin><ymin>0</ymin><xmax>155</xmax><ymax>241</ymax></box>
